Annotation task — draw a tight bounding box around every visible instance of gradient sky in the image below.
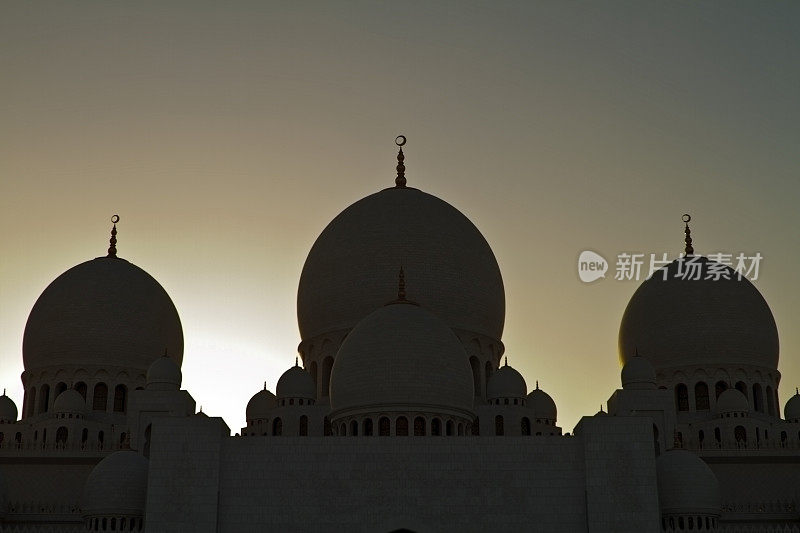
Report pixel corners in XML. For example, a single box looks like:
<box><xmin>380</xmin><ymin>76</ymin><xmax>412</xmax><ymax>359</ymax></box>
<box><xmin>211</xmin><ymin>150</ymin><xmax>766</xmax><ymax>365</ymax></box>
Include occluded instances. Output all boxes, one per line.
<box><xmin>2</xmin><ymin>1</ymin><xmax>799</xmax><ymax>433</ymax></box>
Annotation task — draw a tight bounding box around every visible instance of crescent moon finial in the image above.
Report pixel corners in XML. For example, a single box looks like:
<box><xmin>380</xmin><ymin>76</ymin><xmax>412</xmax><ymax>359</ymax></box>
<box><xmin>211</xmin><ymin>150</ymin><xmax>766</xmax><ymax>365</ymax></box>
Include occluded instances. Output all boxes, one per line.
<box><xmin>107</xmin><ymin>215</ymin><xmax>120</xmax><ymax>257</ymax></box>
<box><xmin>395</xmin><ymin>135</ymin><xmax>407</xmax><ymax>187</ymax></box>
<box><xmin>682</xmin><ymin>213</ymin><xmax>694</xmax><ymax>256</ymax></box>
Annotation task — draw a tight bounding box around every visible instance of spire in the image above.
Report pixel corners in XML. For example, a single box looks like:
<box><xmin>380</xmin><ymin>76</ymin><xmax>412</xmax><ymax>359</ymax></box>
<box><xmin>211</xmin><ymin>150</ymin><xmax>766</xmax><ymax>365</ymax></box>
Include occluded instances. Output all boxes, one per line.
<box><xmin>263</xmin><ymin>381</ymin><xmax>267</xmax><ymax>391</ymax></box>
<box><xmin>107</xmin><ymin>215</ymin><xmax>120</xmax><ymax>257</ymax></box>
<box><xmin>504</xmin><ymin>356</ymin><xmax>508</xmax><ymax>367</ymax></box>
<box><xmin>536</xmin><ymin>380</ymin><xmax>539</xmax><ymax>390</ymax></box>
<box><xmin>295</xmin><ymin>357</ymin><xmax>299</xmax><ymax>367</ymax></box>
<box><xmin>395</xmin><ymin>135</ymin><xmax>407</xmax><ymax>188</ymax></box>
<box><xmin>682</xmin><ymin>214</ymin><xmax>694</xmax><ymax>256</ymax></box>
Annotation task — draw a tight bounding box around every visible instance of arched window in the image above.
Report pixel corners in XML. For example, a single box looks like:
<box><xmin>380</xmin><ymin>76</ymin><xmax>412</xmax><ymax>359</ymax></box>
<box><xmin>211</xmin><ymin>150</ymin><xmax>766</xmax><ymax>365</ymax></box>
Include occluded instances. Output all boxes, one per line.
<box><xmin>484</xmin><ymin>361</ymin><xmax>493</xmax><ymax>392</ymax></box>
<box><xmin>56</xmin><ymin>426</ymin><xmax>68</xmax><ymax>445</ymax></box>
<box><xmin>396</xmin><ymin>416</ymin><xmax>408</xmax><ymax>436</ymax></box>
<box><xmin>363</xmin><ymin>418</ymin><xmax>373</xmax><ymax>436</ymax></box>
<box><xmin>323</xmin><ymin>417</ymin><xmax>332</xmax><ymax>436</ymax></box>
<box><xmin>350</xmin><ymin>420</ymin><xmax>358</xmax><ymax>436</ymax></box>
<box><xmin>299</xmin><ymin>415</ymin><xmax>308</xmax><ymax>436</ymax></box>
<box><xmin>675</xmin><ymin>384</ymin><xmax>689</xmax><ymax>411</ymax></box>
<box><xmin>469</xmin><ymin>356</ymin><xmax>481</xmax><ymax>397</ymax></box>
<box><xmin>715</xmin><ymin>381</ymin><xmax>728</xmax><ymax>399</ymax></box>
<box><xmin>735</xmin><ymin>425</ymin><xmax>746</xmax><ymax>445</ymax></box>
<box><xmin>39</xmin><ymin>384</ymin><xmax>50</xmax><ymax>414</ymax></box>
<box><xmin>309</xmin><ymin>361</ymin><xmax>318</xmax><ymax>391</ymax></box>
<box><xmin>322</xmin><ymin>357</ymin><xmax>333</xmax><ymax>396</ymax></box>
<box><xmin>55</xmin><ymin>382</ymin><xmax>67</xmax><ymax>399</ymax></box>
<box><xmin>431</xmin><ymin>418</ymin><xmax>441</xmax><ymax>436</ymax></box>
<box><xmin>766</xmin><ymin>385</ymin><xmax>775</xmax><ymax>416</ymax></box>
<box><xmin>446</xmin><ymin>420</ymin><xmax>454</xmax><ymax>436</ymax></box>
<box><xmin>92</xmin><ymin>383</ymin><xmax>108</xmax><ymax>411</ymax></box>
<box><xmin>413</xmin><ymin>416</ymin><xmax>425</xmax><ymax>436</ymax></box>
<box><xmin>379</xmin><ymin>417</ymin><xmax>390</xmax><ymax>436</ymax></box>
<box><xmin>521</xmin><ymin>417</ymin><xmax>531</xmax><ymax>436</ymax></box>
<box><xmin>272</xmin><ymin>418</ymin><xmax>283</xmax><ymax>436</ymax></box>
<box><xmin>495</xmin><ymin>415</ymin><xmax>504</xmax><ymax>436</ymax></box>
<box><xmin>27</xmin><ymin>387</ymin><xmax>36</xmax><ymax>417</ymax></box>
<box><xmin>694</xmin><ymin>382</ymin><xmax>709</xmax><ymax>410</ymax></box>
<box><xmin>752</xmin><ymin>383</ymin><xmax>763</xmax><ymax>412</ymax></box>
<box><xmin>113</xmin><ymin>385</ymin><xmax>127</xmax><ymax>413</ymax></box>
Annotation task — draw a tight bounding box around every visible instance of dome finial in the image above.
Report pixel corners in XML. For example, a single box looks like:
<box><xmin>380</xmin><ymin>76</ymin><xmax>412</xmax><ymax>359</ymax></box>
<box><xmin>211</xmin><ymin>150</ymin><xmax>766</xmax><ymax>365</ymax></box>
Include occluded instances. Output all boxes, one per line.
<box><xmin>295</xmin><ymin>356</ymin><xmax>299</xmax><ymax>367</ymax></box>
<box><xmin>395</xmin><ymin>135</ymin><xmax>407</xmax><ymax>188</ymax></box>
<box><xmin>504</xmin><ymin>356</ymin><xmax>508</xmax><ymax>367</ymax></box>
<box><xmin>536</xmin><ymin>380</ymin><xmax>539</xmax><ymax>390</ymax></box>
<box><xmin>263</xmin><ymin>381</ymin><xmax>267</xmax><ymax>391</ymax></box>
<box><xmin>682</xmin><ymin>214</ymin><xmax>694</xmax><ymax>256</ymax></box>
<box><xmin>107</xmin><ymin>215</ymin><xmax>120</xmax><ymax>257</ymax></box>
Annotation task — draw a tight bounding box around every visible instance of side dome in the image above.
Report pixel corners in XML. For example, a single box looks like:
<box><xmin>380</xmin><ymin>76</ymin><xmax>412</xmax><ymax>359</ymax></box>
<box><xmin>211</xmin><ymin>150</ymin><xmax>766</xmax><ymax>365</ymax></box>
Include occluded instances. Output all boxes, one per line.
<box><xmin>715</xmin><ymin>388</ymin><xmax>749</xmax><ymax>415</ymax></box>
<box><xmin>146</xmin><ymin>355</ymin><xmax>182</xmax><ymax>391</ymax></box>
<box><xmin>486</xmin><ymin>363</ymin><xmax>527</xmax><ymax>401</ymax></box>
<box><xmin>297</xmin><ymin>187</ymin><xmax>505</xmax><ymax>342</ymax></box>
<box><xmin>81</xmin><ymin>451</ymin><xmax>149</xmax><ymax>518</ymax></box>
<box><xmin>619</xmin><ymin>256</ymin><xmax>778</xmax><ymax>371</ymax></box>
<box><xmin>329</xmin><ymin>302</ymin><xmax>474</xmax><ymax>418</ymax></box>
<box><xmin>53</xmin><ymin>389</ymin><xmax>86</xmax><ymax>414</ymax></box>
<box><xmin>656</xmin><ymin>449</ymin><xmax>721</xmax><ymax>516</ymax></box>
<box><xmin>276</xmin><ymin>365</ymin><xmax>316</xmax><ymax>400</ymax></box>
<box><xmin>621</xmin><ymin>354</ymin><xmax>656</xmax><ymax>390</ymax></box>
<box><xmin>246</xmin><ymin>388</ymin><xmax>277</xmax><ymax>422</ymax></box>
<box><xmin>784</xmin><ymin>389</ymin><xmax>800</xmax><ymax>422</ymax></box>
<box><xmin>0</xmin><ymin>393</ymin><xmax>18</xmax><ymax>423</ymax></box>
<box><xmin>529</xmin><ymin>386</ymin><xmax>557</xmax><ymax>422</ymax></box>
<box><xmin>24</xmin><ymin>257</ymin><xmax>183</xmax><ymax>372</ymax></box>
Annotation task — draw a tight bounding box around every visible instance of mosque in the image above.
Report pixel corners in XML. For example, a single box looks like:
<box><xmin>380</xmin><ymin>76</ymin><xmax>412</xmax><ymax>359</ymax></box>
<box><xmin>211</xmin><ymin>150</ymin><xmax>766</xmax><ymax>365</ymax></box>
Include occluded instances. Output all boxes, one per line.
<box><xmin>1</xmin><ymin>139</ymin><xmax>799</xmax><ymax>532</ymax></box>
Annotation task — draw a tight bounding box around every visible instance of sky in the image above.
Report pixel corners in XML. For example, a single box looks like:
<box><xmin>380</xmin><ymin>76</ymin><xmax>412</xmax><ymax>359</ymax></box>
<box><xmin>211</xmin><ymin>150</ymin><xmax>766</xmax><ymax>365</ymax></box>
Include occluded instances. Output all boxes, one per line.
<box><xmin>1</xmin><ymin>1</ymin><xmax>799</xmax><ymax>434</ymax></box>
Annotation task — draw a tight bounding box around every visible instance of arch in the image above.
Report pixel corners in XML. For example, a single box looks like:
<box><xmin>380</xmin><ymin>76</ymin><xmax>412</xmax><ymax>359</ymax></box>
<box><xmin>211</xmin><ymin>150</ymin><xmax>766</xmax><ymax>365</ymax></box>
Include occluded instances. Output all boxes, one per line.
<box><xmin>299</xmin><ymin>415</ymin><xmax>308</xmax><ymax>436</ymax></box>
<box><xmin>55</xmin><ymin>382</ymin><xmax>67</xmax><ymax>399</ymax></box>
<box><xmin>766</xmin><ymin>385</ymin><xmax>775</xmax><ymax>416</ymax></box>
<box><xmin>675</xmin><ymin>384</ymin><xmax>689</xmax><ymax>412</ymax></box>
<box><xmin>28</xmin><ymin>386</ymin><xmax>36</xmax><ymax>417</ymax></box>
<box><xmin>431</xmin><ymin>418</ymin><xmax>441</xmax><ymax>436</ymax></box>
<box><xmin>379</xmin><ymin>417</ymin><xmax>390</xmax><ymax>436</ymax></box>
<box><xmin>469</xmin><ymin>356</ymin><xmax>481</xmax><ymax>397</ymax></box>
<box><xmin>363</xmin><ymin>418</ymin><xmax>373</xmax><ymax>436</ymax></box>
<box><xmin>39</xmin><ymin>384</ymin><xmax>50</xmax><ymax>414</ymax></box>
<box><xmin>350</xmin><ymin>420</ymin><xmax>359</xmax><ymax>436</ymax></box>
<box><xmin>495</xmin><ymin>415</ymin><xmax>504</xmax><ymax>436</ymax></box>
<box><xmin>446</xmin><ymin>419</ymin><xmax>454</xmax><ymax>436</ymax></box>
<box><xmin>715</xmin><ymin>381</ymin><xmax>728</xmax><ymax>399</ymax></box>
<box><xmin>694</xmin><ymin>382</ymin><xmax>709</xmax><ymax>411</ymax></box>
<box><xmin>92</xmin><ymin>383</ymin><xmax>108</xmax><ymax>411</ymax></box>
<box><xmin>396</xmin><ymin>416</ymin><xmax>408</xmax><ymax>436</ymax></box>
<box><xmin>752</xmin><ymin>383</ymin><xmax>763</xmax><ymax>412</ymax></box>
<box><xmin>413</xmin><ymin>416</ymin><xmax>425</xmax><ymax>436</ymax></box>
<box><xmin>734</xmin><ymin>425</ymin><xmax>747</xmax><ymax>445</ymax></box>
<box><xmin>272</xmin><ymin>417</ymin><xmax>283</xmax><ymax>436</ymax></box>
<box><xmin>521</xmin><ymin>417</ymin><xmax>531</xmax><ymax>436</ymax></box>
<box><xmin>113</xmin><ymin>384</ymin><xmax>127</xmax><ymax>413</ymax></box>
<box><xmin>322</xmin><ymin>357</ymin><xmax>333</xmax><ymax>396</ymax></box>
<box><xmin>56</xmin><ymin>426</ymin><xmax>68</xmax><ymax>445</ymax></box>
<box><xmin>735</xmin><ymin>381</ymin><xmax>747</xmax><ymax>399</ymax></box>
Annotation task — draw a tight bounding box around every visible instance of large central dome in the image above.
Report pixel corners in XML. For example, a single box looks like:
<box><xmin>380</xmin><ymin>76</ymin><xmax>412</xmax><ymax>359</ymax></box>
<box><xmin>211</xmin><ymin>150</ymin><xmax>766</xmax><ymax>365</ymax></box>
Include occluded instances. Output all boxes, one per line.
<box><xmin>23</xmin><ymin>256</ymin><xmax>183</xmax><ymax>372</ymax></box>
<box><xmin>297</xmin><ymin>186</ymin><xmax>505</xmax><ymax>342</ymax></box>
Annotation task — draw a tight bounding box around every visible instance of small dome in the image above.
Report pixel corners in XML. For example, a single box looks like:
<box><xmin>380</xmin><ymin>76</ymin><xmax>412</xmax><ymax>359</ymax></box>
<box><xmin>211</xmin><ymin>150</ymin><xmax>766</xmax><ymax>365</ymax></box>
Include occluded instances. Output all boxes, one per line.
<box><xmin>246</xmin><ymin>388</ymin><xmax>277</xmax><ymax>421</ymax></box>
<box><xmin>24</xmin><ymin>257</ymin><xmax>183</xmax><ymax>373</ymax></box>
<box><xmin>0</xmin><ymin>393</ymin><xmax>18</xmax><ymax>423</ymax></box>
<box><xmin>276</xmin><ymin>365</ymin><xmax>316</xmax><ymax>400</ymax></box>
<box><xmin>486</xmin><ymin>363</ymin><xmax>527</xmax><ymax>400</ymax></box>
<box><xmin>330</xmin><ymin>302</ymin><xmax>474</xmax><ymax>417</ymax></box>
<box><xmin>53</xmin><ymin>389</ymin><xmax>86</xmax><ymax>414</ymax></box>
<box><xmin>783</xmin><ymin>389</ymin><xmax>800</xmax><ymax>421</ymax></box>
<box><xmin>715</xmin><ymin>388</ymin><xmax>749</xmax><ymax>414</ymax></box>
<box><xmin>619</xmin><ymin>256</ymin><xmax>778</xmax><ymax>372</ymax></box>
<box><xmin>528</xmin><ymin>386</ymin><xmax>557</xmax><ymax>422</ymax></box>
<box><xmin>297</xmin><ymin>187</ymin><xmax>505</xmax><ymax>343</ymax></box>
<box><xmin>146</xmin><ymin>356</ymin><xmax>182</xmax><ymax>391</ymax></box>
<box><xmin>656</xmin><ymin>449</ymin><xmax>721</xmax><ymax>515</ymax></box>
<box><xmin>621</xmin><ymin>355</ymin><xmax>656</xmax><ymax>390</ymax></box>
<box><xmin>81</xmin><ymin>451</ymin><xmax>149</xmax><ymax>517</ymax></box>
